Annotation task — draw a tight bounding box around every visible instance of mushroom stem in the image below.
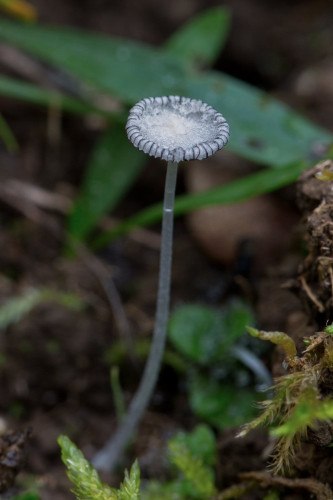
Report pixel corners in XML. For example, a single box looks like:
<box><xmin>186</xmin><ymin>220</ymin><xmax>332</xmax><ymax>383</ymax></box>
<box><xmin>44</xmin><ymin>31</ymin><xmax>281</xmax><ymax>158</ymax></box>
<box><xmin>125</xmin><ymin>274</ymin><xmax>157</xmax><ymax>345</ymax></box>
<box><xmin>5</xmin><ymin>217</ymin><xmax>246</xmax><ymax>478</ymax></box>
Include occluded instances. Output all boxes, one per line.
<box><xmin>92</xmin><ymin>161</ymin><xmax>179</xmax><ymax>471</ymax></box>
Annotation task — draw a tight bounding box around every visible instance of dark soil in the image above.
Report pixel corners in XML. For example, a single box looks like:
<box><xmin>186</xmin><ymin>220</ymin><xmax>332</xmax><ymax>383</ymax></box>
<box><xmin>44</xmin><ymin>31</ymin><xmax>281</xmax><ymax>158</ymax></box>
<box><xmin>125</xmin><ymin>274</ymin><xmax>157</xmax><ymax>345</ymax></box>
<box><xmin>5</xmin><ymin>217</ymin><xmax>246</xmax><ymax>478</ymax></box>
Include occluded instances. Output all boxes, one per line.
<box><xmin>297</xmin><ymin>160</ymin><xmax>333</xmax><ymax>319</ymax></box>
<box><xmin>1</xmin><ymin>1</ymin><xmax>333</xmax><ymax>499</ymax></box>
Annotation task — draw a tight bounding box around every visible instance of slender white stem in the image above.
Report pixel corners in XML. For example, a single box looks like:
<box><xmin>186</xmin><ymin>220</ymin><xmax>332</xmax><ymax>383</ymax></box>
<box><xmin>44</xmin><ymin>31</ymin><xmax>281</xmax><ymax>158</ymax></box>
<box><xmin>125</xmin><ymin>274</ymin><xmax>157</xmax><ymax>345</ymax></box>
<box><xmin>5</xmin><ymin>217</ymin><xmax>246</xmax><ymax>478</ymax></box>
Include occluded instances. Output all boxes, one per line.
<box><xmin>92</xmin><ymin>161</ymin><xmax>179</xmax><ymax>471</ymax></box>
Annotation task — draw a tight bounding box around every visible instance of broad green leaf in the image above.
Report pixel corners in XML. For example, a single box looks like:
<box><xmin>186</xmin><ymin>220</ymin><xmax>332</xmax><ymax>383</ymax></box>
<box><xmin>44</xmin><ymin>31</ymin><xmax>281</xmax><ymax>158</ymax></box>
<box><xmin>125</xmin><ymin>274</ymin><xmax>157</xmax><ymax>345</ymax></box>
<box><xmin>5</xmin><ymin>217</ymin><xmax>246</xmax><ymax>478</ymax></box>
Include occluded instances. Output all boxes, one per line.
<box><xmin>68</xmin><ymin>124</ymin><xmax>146</xmax><ymax>241</ymax></box>
<box><xmin>168</xmin><ymin>301</ymin><xmax>251</xmax><ymax>364</ymax></box>
<box><xmin>0</xmin><ymin>19</ymin><xmax>331</xmax><ymax>168</ymax></box>
<box><xmin>168</xmin><ymin>305</ymin><xmax>224</xmax><ymax>364</ymax></box>
<box><xmin>182</xmin><ymin>71</ymin><xmax>331</xmax><ymax>166</ymax></box>
<box><xmin>189</xmin><ymin>376</ymin><xmax>258</xmax><ymax>428</ymax></box>
<box><xmin>164</xmin><ymin>6</ymin><xmax>231</xmax><ymax>68</ymax></box>
<box><xmin>93</xmin><ymin>159</ymin><xmax>307</xmax><ymax>247</ymax></box>
<box><xmin>0</xmin><ymin>75</ymin><xmax>106</xmax><ymax>116</ymax></box>
<box><xmin>224</xmin><ymin>300</ymin><xmax>255</xmax><ymax>346</ymax></box>
<box><xmin>0</xmin><ymin>111</ymin><xmax>18</xmax><ymax>152</ymax></box>
<box><xmin>0</xmin><ymin>19</ymin><xmax>183</xmax><ymax>101</ymax></box>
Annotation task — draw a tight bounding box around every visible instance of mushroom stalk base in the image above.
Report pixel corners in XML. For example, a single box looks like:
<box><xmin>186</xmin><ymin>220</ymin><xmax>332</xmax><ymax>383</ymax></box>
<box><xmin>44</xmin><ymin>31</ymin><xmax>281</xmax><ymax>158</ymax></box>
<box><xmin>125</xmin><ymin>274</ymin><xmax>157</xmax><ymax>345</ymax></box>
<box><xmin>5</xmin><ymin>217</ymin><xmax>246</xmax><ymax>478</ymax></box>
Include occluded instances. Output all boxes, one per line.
<box><xmin>92</xmin><ymin>161</ymin><xmax>179</xmax><ymax>471</ymax></box>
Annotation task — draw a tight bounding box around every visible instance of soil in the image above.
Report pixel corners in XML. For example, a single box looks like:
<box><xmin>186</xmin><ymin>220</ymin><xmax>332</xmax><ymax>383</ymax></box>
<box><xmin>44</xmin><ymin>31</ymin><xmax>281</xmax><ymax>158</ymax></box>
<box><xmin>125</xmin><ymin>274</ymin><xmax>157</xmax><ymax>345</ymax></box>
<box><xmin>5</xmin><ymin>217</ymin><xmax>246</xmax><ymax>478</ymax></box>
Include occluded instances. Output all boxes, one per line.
<box><xmin>0</xmin><ymin>1</ymin><xmax>333</xmax><ymax>499</ymax></box>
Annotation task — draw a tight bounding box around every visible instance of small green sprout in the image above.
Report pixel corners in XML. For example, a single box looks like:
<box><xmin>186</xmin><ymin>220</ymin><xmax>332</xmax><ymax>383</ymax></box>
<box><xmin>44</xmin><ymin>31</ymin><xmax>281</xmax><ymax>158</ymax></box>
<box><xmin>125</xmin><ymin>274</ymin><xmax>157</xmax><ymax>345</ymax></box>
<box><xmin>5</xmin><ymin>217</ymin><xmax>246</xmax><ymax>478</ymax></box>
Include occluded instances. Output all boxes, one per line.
<box><xmin>325</xmin><ymin>323</ymin><xmax>333</xmax><ymax>335</ymax></box>
<box><xmin>58</xmin><ymin>435</ymin><xmax>140</xmax><ymax>500</ymax></box>
<box><xmin>168</xmin><ymin>438</ymin><xmax>216</xmax><ymax>499</ymax></box>
<box><xmin>246</xmin><ymin>326</ymin><xmax>297</xmax><ymax>360</ymax></box>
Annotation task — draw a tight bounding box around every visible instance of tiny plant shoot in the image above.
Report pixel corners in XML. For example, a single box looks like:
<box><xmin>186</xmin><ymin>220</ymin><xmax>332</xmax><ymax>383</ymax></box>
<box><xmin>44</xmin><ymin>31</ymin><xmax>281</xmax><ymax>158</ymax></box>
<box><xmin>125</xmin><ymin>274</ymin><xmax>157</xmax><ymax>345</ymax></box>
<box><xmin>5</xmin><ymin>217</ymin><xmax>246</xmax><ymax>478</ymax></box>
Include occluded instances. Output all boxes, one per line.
<box><xmin>92</xmin><ymin>96</ymin><xmax>229</xmax><ymax>470</ymax></box>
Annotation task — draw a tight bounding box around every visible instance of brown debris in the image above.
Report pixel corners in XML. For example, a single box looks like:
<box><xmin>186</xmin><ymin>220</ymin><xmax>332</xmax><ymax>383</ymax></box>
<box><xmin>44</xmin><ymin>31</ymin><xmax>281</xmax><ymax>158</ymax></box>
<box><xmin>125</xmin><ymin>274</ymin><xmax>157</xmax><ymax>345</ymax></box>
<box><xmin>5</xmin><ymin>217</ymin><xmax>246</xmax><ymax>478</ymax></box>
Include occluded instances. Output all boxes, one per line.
<box><xmin>185</xmin><ymin>153</ymin><xmax>298</xmax><ymax>267</ymax></box>
<box><xmin>217</xmin><ymin>429</ymin><xmax>268</xmax><ymax>490</ymax></box>
<box><xmin>0</xmin><ymin>428</ymin><xmax>31</xmax><ymax>493</ymax></box>
<box><xmin>240</xmin><ymin>471</ymin><xmax>333</xmax><ymax>500</ymax></box>
<box><xmin>213</xmin><ymin>480</ymin><xmax>257</xmax><ymax>499</ymax></box>
<box><xmin>296</xmin><ymin>160</ymin><xmax>333</xmax><ymax>317</ymax></box>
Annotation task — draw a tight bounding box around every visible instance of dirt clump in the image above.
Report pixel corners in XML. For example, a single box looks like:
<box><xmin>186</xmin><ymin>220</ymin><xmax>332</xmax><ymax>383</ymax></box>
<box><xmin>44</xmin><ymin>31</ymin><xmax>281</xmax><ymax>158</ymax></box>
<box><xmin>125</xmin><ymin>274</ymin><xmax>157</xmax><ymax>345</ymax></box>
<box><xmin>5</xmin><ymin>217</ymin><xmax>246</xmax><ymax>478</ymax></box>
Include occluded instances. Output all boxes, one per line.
<box><xmin>0</xmin><ymin>428</ymin><xmax>31</xmax><ymax>494</ymax></box>
<box><xmin>296</xmin><ymin>160</ymin><xmax>333</xmax><ymax>318</ymax></box>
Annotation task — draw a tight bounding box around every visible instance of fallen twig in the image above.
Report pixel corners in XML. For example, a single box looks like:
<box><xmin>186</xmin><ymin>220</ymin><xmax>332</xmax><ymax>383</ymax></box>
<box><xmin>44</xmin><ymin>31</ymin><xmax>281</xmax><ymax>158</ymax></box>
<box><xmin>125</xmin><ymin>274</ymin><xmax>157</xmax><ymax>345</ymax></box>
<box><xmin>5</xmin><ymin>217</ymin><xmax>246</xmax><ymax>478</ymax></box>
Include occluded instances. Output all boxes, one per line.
<box><xmin>240</xmin><ymin>471</ymin><xmax>333</xmax><ymax>500</ymax></box>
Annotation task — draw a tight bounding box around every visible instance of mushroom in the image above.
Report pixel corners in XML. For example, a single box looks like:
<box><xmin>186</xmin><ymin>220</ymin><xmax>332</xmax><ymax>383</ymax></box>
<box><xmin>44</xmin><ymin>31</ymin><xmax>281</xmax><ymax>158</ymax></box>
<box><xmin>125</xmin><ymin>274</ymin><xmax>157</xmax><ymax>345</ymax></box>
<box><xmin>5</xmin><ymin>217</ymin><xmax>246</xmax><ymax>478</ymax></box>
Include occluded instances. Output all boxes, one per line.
<box><xmin>92</xmin><ymin>95</ymin><xmax>229</xmax><ymax>471</ymax></box>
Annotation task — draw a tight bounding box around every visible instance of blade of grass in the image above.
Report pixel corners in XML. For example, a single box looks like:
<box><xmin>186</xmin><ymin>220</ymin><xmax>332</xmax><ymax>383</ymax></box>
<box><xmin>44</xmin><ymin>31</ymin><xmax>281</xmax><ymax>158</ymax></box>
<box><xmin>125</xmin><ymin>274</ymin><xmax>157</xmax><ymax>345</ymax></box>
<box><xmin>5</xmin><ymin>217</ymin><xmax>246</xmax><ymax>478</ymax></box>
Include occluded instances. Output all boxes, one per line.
<box><xmin>0</xmin><ymin>19</ymin><xmax>183</xmax><ymax>101</ymax></box>
<box><xmin>164</xmin><ymin>6</ymin><xmax>231</xmax><ymax>68</ymax></box>
<box><xmin>68</xmin><ymin>123</ymin><xmax>147</xmax><ymax>242</ymax></box>
<box><xmin>0</xmin><ymin>112</ymin><xmax>19</xmax><ymax>152</ymax></box>
<box><xmin>0</xmin><ymin>75</ymin><xmax>108</xmax><ymax>116</ymax></box>
<box><xmin>92</xmin><ymin>159</ymin><xmax>308</xmax><ymax>248</ymax></box>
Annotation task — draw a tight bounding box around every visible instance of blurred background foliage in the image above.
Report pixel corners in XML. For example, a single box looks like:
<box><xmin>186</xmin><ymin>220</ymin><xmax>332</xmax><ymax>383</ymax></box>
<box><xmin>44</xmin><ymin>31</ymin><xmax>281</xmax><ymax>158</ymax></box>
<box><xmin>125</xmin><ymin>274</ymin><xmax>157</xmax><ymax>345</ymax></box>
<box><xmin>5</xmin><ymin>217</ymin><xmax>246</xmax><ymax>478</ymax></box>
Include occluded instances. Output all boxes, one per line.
<box><xmin>0</xmin><ymin>0</ymin><xmax>36</xmax><ymax>22</ymax></box>
<box><xmin>0</xmin><ymin>6</ymin><xmax>332</xmax><ymax>248</ymax></box>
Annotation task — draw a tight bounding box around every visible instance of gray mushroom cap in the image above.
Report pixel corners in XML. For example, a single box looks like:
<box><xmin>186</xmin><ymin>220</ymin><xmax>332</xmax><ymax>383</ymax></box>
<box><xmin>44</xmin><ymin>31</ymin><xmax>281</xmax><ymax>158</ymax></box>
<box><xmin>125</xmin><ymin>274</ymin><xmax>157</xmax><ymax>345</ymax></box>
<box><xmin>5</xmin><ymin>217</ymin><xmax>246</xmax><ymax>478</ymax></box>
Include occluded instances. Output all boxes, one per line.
<box><xmin>126</xmin><ymin>96</ymin><xmax>229</xmax><ymax>163</ymax></box>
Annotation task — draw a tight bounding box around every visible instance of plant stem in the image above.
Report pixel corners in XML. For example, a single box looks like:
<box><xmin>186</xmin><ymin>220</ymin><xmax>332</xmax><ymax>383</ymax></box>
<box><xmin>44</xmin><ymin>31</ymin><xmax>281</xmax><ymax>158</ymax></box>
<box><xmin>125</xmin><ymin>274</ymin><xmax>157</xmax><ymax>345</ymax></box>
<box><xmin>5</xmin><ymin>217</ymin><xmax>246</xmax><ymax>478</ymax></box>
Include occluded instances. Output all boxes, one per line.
<box><xmin>92</xmin><ymin>161</ymin><xmax>179</xmax><ymax>471</ymax></box>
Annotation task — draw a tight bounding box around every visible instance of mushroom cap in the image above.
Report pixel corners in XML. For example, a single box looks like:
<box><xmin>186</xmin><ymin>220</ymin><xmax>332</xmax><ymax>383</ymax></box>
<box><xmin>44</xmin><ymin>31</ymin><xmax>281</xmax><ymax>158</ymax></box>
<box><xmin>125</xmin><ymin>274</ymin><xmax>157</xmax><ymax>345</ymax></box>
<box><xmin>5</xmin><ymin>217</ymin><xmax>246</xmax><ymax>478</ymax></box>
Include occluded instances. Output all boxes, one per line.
<box><xmin>126</xmin><ymin>96</ymin><xmax>229</xmax><ymax>163</ymax></box>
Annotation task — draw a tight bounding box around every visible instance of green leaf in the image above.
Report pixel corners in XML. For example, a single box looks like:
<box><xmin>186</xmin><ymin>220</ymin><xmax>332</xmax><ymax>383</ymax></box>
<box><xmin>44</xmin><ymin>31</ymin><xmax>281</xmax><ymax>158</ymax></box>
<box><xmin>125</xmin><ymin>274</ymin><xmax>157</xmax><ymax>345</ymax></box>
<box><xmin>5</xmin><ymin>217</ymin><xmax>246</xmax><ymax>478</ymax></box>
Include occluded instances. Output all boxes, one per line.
<box><xmin>68</xmin><ymin>124</ymin><xmax>146</xmax><ymax>241</ymax></box>
<box><xmin>0</xmin><ymin>111</ymin><xmax>19</xmax><ymax>152</ymax></box>
<box><xmin>168</xmin><ymin>305</ymin><xmax>224</xmax><ymax>364</ymax></box>
<box><xmin>224</xmin><ymin>300</ymin><xmax>255</xmax><ymax>346</ymax></box>
<box><xmin>0</xmin><ymin>19</ymin><xmax>183</xmax><ymax>102</ymax></box>
<box><xmin>170</xmin><ymin>425</ymin><xmax>217</xmax><ymax>467</ymax></box>
<box><xmin>110</xmin><ymin>366</ymin><xmax>126</xmax><ymax>424</ymax></box>
<box><xmin>164</xmin><ymin>6</ymin><xmax>231</xmax><ymax>68</ymax></box>
<box><xmin>0</xmin><ymin>19</ymin><xmax>331</xmax><ymax>168</ymax></box>
<box><xmin>58</xmin><ymin>435</ymin><xmax>117</xmax><ymax>500</ymax></box>
<box><xmin>182</xmin><ymin>71</ymin><xmax>331</xmax><ymax>167</ymax></box>
<box><xmin>189</xmin><ymin>376</ymin><xmax>258</xmax><ymax>428</ymax></box>
<box><xmin>94</xmin><ymin>159</ymin><xmax>307</xmax><ymax>247</ymax></box>
<box><xmin>0</xmin><ymin>75</ymin><xmax>105</xmax><ymax>116</ymax></box>
<box><xmin>168</xmin><ymin>301</ymin><xmax>252</xmax><ymax>365</ymax></box>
